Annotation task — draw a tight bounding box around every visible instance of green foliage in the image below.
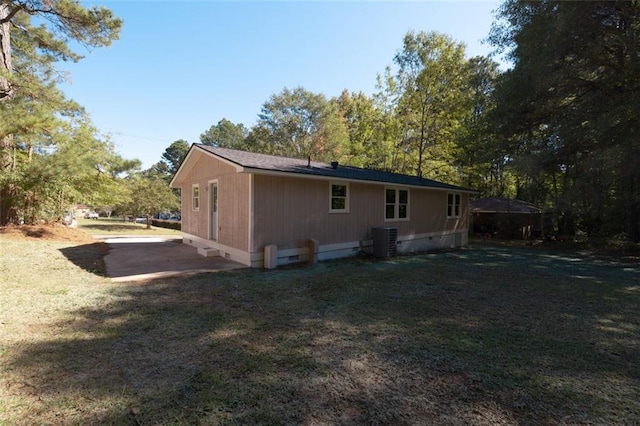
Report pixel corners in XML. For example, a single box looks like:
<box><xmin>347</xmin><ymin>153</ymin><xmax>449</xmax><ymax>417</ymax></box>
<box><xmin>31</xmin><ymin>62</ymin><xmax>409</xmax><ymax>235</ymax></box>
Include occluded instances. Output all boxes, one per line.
<box><xmin>459</xmin><ymin>56</ymin><xmax>503</xmax><ymax>194</ymax></box>
<box><xmin>183</xmin><ymin>17</ymin><xmax>639</xmax><ymax>244</ymax></box>
<box><xmin>151</xmin><ymin>218</ymin><xmax>181</xmax><ymax>231</ymax></box>
<box><xmin>3</xmin><ymin>117</ymin><xmax>137</xmax><ymax>224</ymax></box>
<box><xmin>200</xmin><ymin>119</ymin><xmax>247</xmax><ymax>150</ymax></box>
<box><xmin>371</xmin><ymin>68</ymin><xmax>407</xmax><ymax>173</ymax></box>
<box><xmin>256</xmin><ymin>87</ymin><xmax>348</xmax><ymax>162</ymax></box>
<box><xmin>392</xmin><ymin>31</ymin><xmax>473</xmax><ymax>182</ymax></box>
<box><xmin>118</xmin><ymin>176</ymin><xmax>179</xmax><ymax>229</ymax></box>
<box><xmin>146</xmin><ymin>160</ymin><xmax>171</xmax><ymax>181</ymax></box>
<box><xmin>196</xmin><ymin>36</ymin><xmax>499</xmax><ymax>186</ymax></box>
<box><xmin>335</xmin><ymin>90</ymin><xmax>389</xmax><ymax>169</ymax></box>
<box><xmin>490</xmin><ymin>0</ymin><xmax>640</xmax><ymax>241</ymax></box>
<box><xmin>0</xmin><ymin>0</ymin><xmax>122</xmax><ymax>225</ymax></box>
<box><xmin>159</xmin><ymin>139</ymin><xmax>189</xmax><ymax>176</ymax></box>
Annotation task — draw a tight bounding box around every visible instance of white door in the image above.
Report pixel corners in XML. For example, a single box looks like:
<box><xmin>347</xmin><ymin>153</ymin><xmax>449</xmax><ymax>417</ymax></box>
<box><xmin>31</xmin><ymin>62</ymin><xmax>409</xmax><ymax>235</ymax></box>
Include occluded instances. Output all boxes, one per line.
<box><xmin>209</xmin><ymin>182</ymin><xmax>218</xmax><ymax>241</ymax></box>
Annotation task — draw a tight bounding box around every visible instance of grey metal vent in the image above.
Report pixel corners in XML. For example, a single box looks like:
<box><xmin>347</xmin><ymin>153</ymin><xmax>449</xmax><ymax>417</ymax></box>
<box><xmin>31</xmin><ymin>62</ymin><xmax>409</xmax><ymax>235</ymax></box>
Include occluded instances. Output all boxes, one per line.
<box><xmin>372</xmin><ymin>227</ymin><xmax>398</xmax><ymax>258</ymax></box>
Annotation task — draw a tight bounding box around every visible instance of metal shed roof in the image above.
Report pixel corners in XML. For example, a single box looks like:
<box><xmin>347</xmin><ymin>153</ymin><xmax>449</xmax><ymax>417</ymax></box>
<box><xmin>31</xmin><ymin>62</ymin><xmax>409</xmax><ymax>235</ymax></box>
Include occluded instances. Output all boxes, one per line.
<box><xmin>470</xmin><ymin>197</ymin><xmax>542</xmax><ymax>214</ymax></box>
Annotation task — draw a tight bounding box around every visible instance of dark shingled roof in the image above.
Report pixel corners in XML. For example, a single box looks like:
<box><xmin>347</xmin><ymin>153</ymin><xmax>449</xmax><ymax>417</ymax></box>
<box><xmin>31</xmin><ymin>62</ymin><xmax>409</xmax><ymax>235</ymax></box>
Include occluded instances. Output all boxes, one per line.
<box><xmin>470</xmin><ymin>197</ymin><xmax>542</xmax><ymax>213</ymax></box>
<box><xmin>196</xmin><ymin>144</ymin><xmax>472</xmax><ymax>192</ymax></box>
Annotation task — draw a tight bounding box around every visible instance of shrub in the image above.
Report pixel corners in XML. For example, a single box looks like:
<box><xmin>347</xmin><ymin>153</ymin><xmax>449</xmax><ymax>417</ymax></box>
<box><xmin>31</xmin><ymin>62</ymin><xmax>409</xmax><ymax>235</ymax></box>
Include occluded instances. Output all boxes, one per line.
<box><xmin>151</xmin><ymin>219</ymin><xmax>181</xmax><ymax>231</ymax></box>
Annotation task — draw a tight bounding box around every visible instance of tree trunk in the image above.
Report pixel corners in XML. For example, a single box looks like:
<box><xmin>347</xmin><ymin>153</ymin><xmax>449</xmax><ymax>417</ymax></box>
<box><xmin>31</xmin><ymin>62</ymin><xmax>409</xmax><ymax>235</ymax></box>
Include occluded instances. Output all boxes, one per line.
<box><xmin>0</xmin><ymin>3</ymin><xmax>12</xmax><ymax>102</ymax></box>
<box><xmin>0</xmin><ymin>3</ymin><xmax>14</xmax><ymax>225</ymax></box>
<box><xmin>1</xmin><ymin>3</ymin><xmax>14</xmax><ymax>169</ymax></box>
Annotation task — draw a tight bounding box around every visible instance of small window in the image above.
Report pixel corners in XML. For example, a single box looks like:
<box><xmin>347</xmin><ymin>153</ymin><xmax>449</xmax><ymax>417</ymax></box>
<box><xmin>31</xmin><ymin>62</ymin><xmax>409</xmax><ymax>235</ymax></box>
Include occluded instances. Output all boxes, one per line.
<box><xmin>448</xmin><ymin>193</ymin><xmax>461</xmax><ymax>217</ymax></box>
<box><xmin>385</xmin><ymin>189</ymin><xmax>396</xmax><ymax>219</ymax></box>
<box><xmin>398</xmin><ymin>189</ymin><xmax>409</xmax><ymax>219</ymax></box>
<box><xmin>330</xmin><ymin>183</ymin><xmax>349</xmax><ymax>213</ymax></box>
<box><xmin>385</xmin><ymin>187</ymin><xmax>409</xmax><ymax>221</ymax></box>
<box><xmin>192</xmin><ymin>184</ymin><xmax>200</xmax><ymax>211</ymax></box>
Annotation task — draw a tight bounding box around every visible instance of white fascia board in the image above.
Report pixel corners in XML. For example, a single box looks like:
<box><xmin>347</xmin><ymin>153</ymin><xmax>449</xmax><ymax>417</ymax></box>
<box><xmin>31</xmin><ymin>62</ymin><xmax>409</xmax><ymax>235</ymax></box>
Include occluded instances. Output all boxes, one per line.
<box><xmin>170</xmin><ymin>147</ymin><xmax>200</xmax><ymax>188</ymax></box>
<box><xmin>170</xmin><ymin>145</ymin><xmax>244</xmax><ymax>188</ymax></box>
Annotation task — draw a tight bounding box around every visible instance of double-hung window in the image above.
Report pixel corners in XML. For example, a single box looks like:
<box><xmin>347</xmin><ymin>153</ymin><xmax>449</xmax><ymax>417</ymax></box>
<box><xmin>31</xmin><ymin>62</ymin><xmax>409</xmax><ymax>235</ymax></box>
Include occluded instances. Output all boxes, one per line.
<box><xmin>192</xmin><ymin>184</ymin><xmax>200</xmax><ymax>211</ymax></box>
<box><xmin>447</xmin><ymin>193</ymin><xmax>461</xmax><ymax>218</ymax></box>
<box><xmin>385</xmin><ymin>187</ymin><xmax>409</xmax><ymax>221</ymax></box>
<box><xmin>330</xmin><ymin>183</ymin><xmax>349</xmax><ymax>213</ymax></box>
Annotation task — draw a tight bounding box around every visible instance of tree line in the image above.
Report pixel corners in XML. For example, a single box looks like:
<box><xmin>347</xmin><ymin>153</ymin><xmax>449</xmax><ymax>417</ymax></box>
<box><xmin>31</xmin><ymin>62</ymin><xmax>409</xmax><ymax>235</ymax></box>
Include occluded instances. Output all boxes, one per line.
<box><xmin>155</xmin><ymin>32</ymin><xmax>500</xmax><ymax>192</ymax></box>
<box><xmin>2</xmin><ymin>1</ymin><xmax>639</xmax><ymax>243</ymax></box>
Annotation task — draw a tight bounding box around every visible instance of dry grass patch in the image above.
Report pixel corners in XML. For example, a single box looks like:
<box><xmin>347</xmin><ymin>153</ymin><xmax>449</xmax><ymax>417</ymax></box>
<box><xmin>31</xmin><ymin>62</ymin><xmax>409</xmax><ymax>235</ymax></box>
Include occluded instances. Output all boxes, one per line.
<box><xmin>1</xmin><ymin>238</ymin><xmax>638</xmax><ymax>425</ymax></box>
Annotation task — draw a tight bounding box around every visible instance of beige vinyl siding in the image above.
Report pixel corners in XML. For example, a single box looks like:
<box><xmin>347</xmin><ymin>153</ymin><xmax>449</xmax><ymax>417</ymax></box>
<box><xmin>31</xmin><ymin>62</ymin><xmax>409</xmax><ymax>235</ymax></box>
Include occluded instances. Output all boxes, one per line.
<box><xmin>179</xmin><ymin>154</ymin><xmax>250</xmax><ymax>252</ymax></box>
<box><xmin>218</xmin><ymin>172</ymin><xmax>250</xmax><ymax>251</ymax></box>
<box><xmin>252</xmin><ymin>174</ymin><xmax>469</xmax><ymax>252</ymax></box>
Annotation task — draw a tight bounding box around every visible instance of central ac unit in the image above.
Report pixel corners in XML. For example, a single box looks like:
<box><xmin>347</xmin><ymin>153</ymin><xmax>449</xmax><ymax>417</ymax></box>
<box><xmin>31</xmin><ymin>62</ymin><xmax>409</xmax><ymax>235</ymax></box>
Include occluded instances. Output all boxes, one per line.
<box><xmin>372</xmin><ymin>227</ymin><xmax>398</xmax><ymax>258</ymax></box>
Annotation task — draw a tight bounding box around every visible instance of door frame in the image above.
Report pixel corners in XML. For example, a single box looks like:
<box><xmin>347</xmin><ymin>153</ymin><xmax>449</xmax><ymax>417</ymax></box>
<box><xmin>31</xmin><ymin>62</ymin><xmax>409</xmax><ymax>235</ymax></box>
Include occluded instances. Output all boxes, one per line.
<box><xmin>208</xmin><ymin>180</ymin><xmax>218</xmax><ymax>241</ymax></box>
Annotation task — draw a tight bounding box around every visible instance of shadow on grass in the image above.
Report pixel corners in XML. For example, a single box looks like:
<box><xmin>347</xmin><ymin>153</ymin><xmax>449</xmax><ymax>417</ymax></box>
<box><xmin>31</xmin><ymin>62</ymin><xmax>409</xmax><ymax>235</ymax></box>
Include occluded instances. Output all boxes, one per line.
<box><xmin>4</xmin><ymin>246</ymin><xmax>640</xmax><ymax>424</ymax></box>
<box><xmin>59</xmin><ymin>242</ymin><xmax>109</xmax><ymax>277</ymax></box>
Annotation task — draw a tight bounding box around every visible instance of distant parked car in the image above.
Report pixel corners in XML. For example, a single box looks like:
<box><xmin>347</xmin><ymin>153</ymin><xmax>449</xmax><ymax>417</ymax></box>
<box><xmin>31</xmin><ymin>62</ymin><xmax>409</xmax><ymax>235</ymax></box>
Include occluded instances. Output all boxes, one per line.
<box><xmin>85</xmin><ymin>211</ymin><xmax>99</xmax><ymax>219</ymax></box>
<box><xmin>135</xmin><ymin>217</ymin><xmax>147</xmax><ymax>224</ymax></box>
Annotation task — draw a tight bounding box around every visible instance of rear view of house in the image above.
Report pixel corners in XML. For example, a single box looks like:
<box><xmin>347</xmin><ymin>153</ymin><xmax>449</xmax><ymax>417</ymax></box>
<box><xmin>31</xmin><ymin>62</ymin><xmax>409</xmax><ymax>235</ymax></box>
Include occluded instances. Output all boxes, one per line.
<box><xmin>170</xmin><ymin>145</ymin><xmax>472</xmax><ymax>268</ymax></box>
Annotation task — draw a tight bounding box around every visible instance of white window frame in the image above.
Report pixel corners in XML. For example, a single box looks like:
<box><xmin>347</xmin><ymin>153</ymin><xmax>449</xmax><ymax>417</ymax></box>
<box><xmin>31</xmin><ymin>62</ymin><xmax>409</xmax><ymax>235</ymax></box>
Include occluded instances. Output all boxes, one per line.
<box><xmin>192</xmin><ymin>184</ymin><xmax>200</xmax><ymax>211</ymax></box>
<box><xmin>384</xmin><ymin>187</ymin><xmax>409</xmax><ymax>222</ymax></box>
<box><xmin>447</xmin><ymin>192</ymin><xmax>461</xmax><ymax>218</ymax></box>
<box><xmin>329</xmin><ymin>182</ymin><xmax>349</xmax><ymax>213</ymax></box>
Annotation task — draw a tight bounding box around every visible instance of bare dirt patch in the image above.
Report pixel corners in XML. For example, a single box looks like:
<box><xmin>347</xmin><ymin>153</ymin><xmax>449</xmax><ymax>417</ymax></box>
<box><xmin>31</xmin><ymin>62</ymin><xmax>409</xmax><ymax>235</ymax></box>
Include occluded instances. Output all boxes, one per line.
<box><xmin>0</xmin><ymin>223</ymin><xmax>95</xmax><ymax>244</ymax></box>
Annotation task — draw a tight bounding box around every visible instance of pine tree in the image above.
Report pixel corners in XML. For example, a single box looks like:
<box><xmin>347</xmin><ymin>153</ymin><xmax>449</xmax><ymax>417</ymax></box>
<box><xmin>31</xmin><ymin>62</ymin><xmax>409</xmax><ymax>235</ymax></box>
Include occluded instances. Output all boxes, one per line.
<box><xmin>0</xmin><ymin>0</ymin><xmax>121</xmax><ymax>224</ymax></box>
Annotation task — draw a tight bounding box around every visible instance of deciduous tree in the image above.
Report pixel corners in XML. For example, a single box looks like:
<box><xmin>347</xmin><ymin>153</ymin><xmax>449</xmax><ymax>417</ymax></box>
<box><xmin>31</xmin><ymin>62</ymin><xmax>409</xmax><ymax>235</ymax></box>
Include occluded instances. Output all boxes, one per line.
<box><xmin>393</xmin><ymin>31</ymin><xmax>472</xmax><ymax>182</ymax></box>
<box><xmin>256</xmin><ymin>87</ymin><xmax>348</xmax><ymax>162</ymax></box>
<box><xmin>335</xmin><ymin>90</ymin><xmax>388</xmax><ymax>169</ymax></box>
<box><xmin>119</xmin><ymin>175</ymin><xmax>179</xmax><ymax>229</ymax></box>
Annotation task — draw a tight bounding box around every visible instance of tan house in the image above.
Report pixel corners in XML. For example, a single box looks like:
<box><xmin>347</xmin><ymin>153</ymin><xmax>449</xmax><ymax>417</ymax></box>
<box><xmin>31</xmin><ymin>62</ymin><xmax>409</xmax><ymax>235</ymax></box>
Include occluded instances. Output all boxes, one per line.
<box><xmin>170</xmin><ymin>145</ymin><xmax>473</xmax><ymax>268</ymax></box>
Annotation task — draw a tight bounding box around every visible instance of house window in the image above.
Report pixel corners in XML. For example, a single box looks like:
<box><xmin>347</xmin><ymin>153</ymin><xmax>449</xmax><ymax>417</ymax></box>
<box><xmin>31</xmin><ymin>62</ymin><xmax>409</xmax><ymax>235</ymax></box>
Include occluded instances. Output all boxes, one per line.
<box><xmin>385</xmin><ymin>187</ymin><xmax>409</xmax><ymax>221</ymax></box>
<box><xmin>192</xmin><ymin>184</ymin><xmax>200</xmax><ymax>211</ymax></box>
<box><xmin>330</xmin><ymin>183</ymin><xmax>349</xmax><ymax>213</ymax></box>
<box><xmin>447</xmin><ymin>193</ymin><xmax>461</xmax><ymax>217</ymax></box>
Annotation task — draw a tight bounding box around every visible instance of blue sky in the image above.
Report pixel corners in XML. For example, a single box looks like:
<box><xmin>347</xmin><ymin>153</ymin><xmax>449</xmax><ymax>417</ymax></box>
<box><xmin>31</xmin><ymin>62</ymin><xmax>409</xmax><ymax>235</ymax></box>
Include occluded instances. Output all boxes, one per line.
<box><xmin>61</xmin><ymin>1</ymin><xmax>502</xmax><ymax>169</ymax></box>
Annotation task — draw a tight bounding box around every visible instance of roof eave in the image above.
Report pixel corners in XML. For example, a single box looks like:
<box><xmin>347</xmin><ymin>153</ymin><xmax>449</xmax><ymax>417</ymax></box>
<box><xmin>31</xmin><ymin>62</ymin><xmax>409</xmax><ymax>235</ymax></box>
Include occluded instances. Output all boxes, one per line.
<box><xmin>170</xmin><ymin>145</ymin><xmax>244</xmax><ymax>188</ymax></box>
<box><xmin>240</xmin><ymin>166</ymin><xmax>476</xmax><ymax>193</ymax></box>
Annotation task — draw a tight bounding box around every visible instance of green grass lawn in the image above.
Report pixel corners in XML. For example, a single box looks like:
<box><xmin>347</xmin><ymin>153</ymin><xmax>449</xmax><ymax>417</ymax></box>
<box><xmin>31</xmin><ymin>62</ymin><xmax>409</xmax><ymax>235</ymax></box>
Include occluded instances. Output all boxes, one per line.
<box><xmin>77</xmin><ymin>217</ymin><xmax>181</xmax><ymax>236</ymax></box>
<box><xmin>1</xmin><ymin>236</ymin><xmax>638</xmax><ymax>425</ymax></box>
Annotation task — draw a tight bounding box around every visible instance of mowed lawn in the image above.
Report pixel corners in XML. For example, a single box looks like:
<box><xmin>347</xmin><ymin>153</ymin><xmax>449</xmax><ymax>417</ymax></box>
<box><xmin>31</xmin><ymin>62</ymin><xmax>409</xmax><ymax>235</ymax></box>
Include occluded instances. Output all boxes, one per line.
<box><xmin>77</xmin><ymin>217</ymin><xmax>181</xmax><ymax>236</ymax></box>
<box><xmin>0</xmin><ymin>236</ymin><xmax>638</xmax><ymax>425</ymax></box>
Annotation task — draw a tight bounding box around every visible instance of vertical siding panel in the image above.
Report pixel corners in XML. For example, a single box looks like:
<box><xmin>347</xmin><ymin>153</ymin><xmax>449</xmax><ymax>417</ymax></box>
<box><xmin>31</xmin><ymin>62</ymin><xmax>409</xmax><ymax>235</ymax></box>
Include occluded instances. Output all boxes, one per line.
<box><xmin>218</xmin><ymin>171</ymin><xmax>249</xmax><ymax>251</ymax></box>
<box><xmin>179</xmin><ymin>154</ymin><xmax>249</xmax><ymax>252</ymax></box>
<box><xmin>252</xmin><ymin>175</ymin><xmax>467</xmax><ymax>252</ymax></box>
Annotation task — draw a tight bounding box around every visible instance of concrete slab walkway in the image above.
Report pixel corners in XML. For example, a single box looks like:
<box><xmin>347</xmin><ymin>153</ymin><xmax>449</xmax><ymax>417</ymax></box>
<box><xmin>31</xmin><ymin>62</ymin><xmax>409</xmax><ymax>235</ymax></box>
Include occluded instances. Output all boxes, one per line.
<box><xmin>99</xmin><ymin>235</ymin><xmax>245</xmax><ymax>282</ymax></box>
